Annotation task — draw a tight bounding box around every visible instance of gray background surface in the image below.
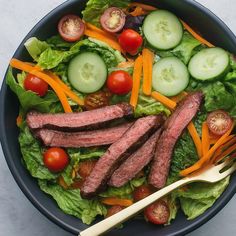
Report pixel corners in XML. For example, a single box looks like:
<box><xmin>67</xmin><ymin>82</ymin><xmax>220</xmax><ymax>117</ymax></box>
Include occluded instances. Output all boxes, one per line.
<box><xmin>0</xmin><ymin>0</ymin><xmax>236</xmax><ymax>235</ymax></box>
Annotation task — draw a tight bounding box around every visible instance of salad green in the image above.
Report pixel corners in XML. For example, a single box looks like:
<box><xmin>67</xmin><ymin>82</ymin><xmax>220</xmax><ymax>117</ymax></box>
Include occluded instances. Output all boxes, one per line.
<box><xmin>6</xmin><ymin>0</ymin><xmax>236</xmax><ymax>227</ymax></box>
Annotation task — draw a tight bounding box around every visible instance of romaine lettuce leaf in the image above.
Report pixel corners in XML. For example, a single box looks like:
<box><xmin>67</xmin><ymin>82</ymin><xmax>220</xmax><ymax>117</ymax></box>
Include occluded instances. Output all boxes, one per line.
<box><xmin>6</xmin><ymin>68</ymin><xmax>60</xmax><ymax>113</ymax></box>
<box><xmin>176</xmin><ymin>177</ymin><xmax>230</xmax><ymax>220</ymax></box>
<box><xmin>82</xmin><ymin>0</ymin><xmax>131</xmax><ymax>27</ymax></box>
<box><xmin>39</xmin><ymin>180</ymin><xmax>107</xmax><ymax>224</ymax></box>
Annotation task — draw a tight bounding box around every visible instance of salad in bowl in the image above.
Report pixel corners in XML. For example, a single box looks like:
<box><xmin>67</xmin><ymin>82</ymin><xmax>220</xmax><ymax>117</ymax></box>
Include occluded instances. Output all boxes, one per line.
<box><xmin>5</xmin><ymin>0</ymin><xmax>236</xmax><ymax>231</ymax></box>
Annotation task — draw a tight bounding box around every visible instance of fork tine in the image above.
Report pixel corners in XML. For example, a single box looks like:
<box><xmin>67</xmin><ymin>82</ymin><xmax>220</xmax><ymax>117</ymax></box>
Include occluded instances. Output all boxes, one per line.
<box><xmin>214</xmin><ymin>159</ymin><xmax>232</xmax><ymax>171</ymax></box>
<box><xmin>220</xmin><ymin>163</ymin><xmax>236</xmax><ymax>178</ymax></box>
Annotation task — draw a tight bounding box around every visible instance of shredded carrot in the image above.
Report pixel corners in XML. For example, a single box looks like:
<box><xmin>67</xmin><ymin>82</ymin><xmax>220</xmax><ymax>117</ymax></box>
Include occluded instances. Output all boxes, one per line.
<box><xmin>181</xmin><ymin>20</ymin><xmax>214</xmax><ymax>48</ymax></box>
<box><xmin>16</xmin><ymin>115</ymin><xmax>23</xmax><ymax>127</ymax></box>
<box><xmin>117</xmin><ymin>60</ymin><xmax>134</xmax><ymax>68</ymax></box>
<box><xmin>171</xmin><ymin>91</ymin><xmax>188</xmax><ymax>103</ymax></box>
<box><xmin>130</xmin><ymin>6</ymin><xmax>147</xmax><ymax>16</ymax></box>
<box><xmin>130</xmin><ymin>55</ymin><xmax>143</xmax><ymax>108</ymax></box>
<box><xmin>187</xmin><ymin>122</ymin><xmax>202</xmax><ymax>158</ymax></box>
<box><xmin>202</xmin><ymin>122</ymin><xmax>210</xmax><ymax>156</ymax></box>
<box><xmin>211</xmin><ymin>135</ymin><xmax>235</xmax><ymax>163</ymax></box>
<box><xmin>151</xmin><ymin>91</ymin><xmax>176</xmax><ymax>110</ymax></box>
<box><xmin>46</xmin><ymin>71</ymin><xmax>84</xmax><ymax>106</ymax></box>
<box><xmin>142</xmin><ymin>48</ymin><xmax>154</xmax><ymax>96</ymax></box>
<box><xmin>84</xmin><ymin>29</ymin><xmax>122</xmax><ymax>52</ymax></box>
<box><xmin>129</xmin><ymin>2</ymin><xmax>157</xmax><ymax>11</ymax></box>
<box><xmin>10</xmin><ymin>59</ymin><xmax>72</xmax><ymax>113</ymax></box>
<box><xmin>180</xmin><ymin>125</ymin><xmax>234</xmax><ymax>176</ymax></box>
<box><xmin>58</xmin><ymin>176</ymin><xmax>69</xmax><ymax>189</ymax></box>
<box><xmin>101</xmin><ymin>197</ymin><xmax>133</xmax><ymax>207</ymax></box>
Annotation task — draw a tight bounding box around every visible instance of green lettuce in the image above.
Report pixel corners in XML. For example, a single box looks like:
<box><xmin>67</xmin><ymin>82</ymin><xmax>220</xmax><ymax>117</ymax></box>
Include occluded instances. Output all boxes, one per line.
<box><xmin>38</xmin><ymin>38</ymin><xmax>125</xmax><ymax>70</ymax></box>
<box><xmin>39</xmin><ymin>180</ymin><xmax>107</xmax><ymax>224</ymax></box>
<box><xmin>82</xmin><ymin>0</ymin><xmax>131</xmax><ymax>27</ymax></box>
<box><xmin>176</xmin><ymin>177</ymin><xmax>230</xmax><ymax>220</ymax></box>
<box><xmin>6</xmin><ymin>68</ymin><xmax>60</xmax><ymax>113</ymax></box>
<box><xmin>19</xmin><ymin>125</ymin><xmax>58</xmax><ymax>180</ymax></box>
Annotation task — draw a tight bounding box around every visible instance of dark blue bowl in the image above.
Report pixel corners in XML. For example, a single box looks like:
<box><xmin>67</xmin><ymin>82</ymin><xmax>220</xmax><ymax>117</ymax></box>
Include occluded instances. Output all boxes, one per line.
<box><xmin>1</xmin><ymin>0</ymin><xmax>236</xmax><ymax>235</ymax></box>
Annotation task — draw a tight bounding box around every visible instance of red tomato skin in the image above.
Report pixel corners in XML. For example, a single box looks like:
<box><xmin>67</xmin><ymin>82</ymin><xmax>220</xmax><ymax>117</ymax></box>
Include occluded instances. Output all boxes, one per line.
<box><xmin>43</xmin><ymin>148</ymin><xmax>69</xmax><ymax>173</ymax></box>
<box><xmin>24</xmin><ymin>74</ymin><xmax>48</xmax><ymax>97</ymax></box>
<box><xmin>106</xmin><ymin>205</ymin><xmax>124</xmax><ymax>218</ymax></box>
<box><xmin>58</xmin><ymin>15</ymin><xmax>85</xmax><ymax>42</ymax></box>
<box><xmin>133</xmin><ymin>185</ymin><xmax>152</xmax><ymax>202</ymax></box>
<box><xmin>118</xmin><ymin>29</ymin><xmax>143</xmax><ymax>55</ymax></box>
<box><xmin>144</xmin><ymin>200</ymin><xmax>170</xmax><ymax>225</ymax></box>
<box><xmin>107</xmin><ymin>70</ymin><xmax>133</xmax><ymax>95</ymax></box>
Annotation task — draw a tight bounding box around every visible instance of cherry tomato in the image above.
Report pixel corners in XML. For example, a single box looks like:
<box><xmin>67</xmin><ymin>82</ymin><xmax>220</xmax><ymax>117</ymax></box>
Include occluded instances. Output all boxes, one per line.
<box><xmin>133</xmin><ymin>185</ymin><xmax>152</xmax><ymax>202</ymax></box>
<box><xmin>144</xmin><ymin>200</ymin><xmax>170</xmax><ymax>225</ymax></box>
<box><xmin>118</xmin><ymin>29</ymin><xmax>143</xmax><ymax>55</ymax></box>
<box><xmin>43</xmin><ymin>148</ymin><xmax>69</xmax><ymax>173</ymax></box>
<box><xmin>84</xmin><ymin>91</ymin><xmax>110</xmax><ymax>110</ymax></box>
<box><xmin>107</xmin><ymin>70</ymin><xmax>133</xmax><ymax>95</ymax></box>
<box><xmin>24</xmin><ymin>73</ymin><xmax>48</xmax><ymax>97</ymax></box>
<box><xmin>100</xmin><ymin>7</ymin><xmax>126</xmax><ymax>33</ymax></box>
<box><xmin>105</xmin><ymin>205</ymin><xmax>124</xmax><ymax>218</ymax></box>
<box><xmin>77</xmin><ymin>160</ymin><xmax>97</xmax><ymax>179</ymax></box>
<box><xmin>58</xmin><ymin>15</ymin><xmax>85</xmax><ymax>42</ymax></box>
<box><xmin>207</xmin><ymin>110</ymin><xmax>233</xmax><ymax>136</ymax></box>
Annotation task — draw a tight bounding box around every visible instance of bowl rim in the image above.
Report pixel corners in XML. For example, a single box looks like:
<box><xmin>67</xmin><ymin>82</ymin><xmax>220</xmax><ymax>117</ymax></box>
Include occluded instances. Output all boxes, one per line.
<box><xmin>1</xmin><ymin>0</ymin><xmax>236</xmax><ymax>235</ymax></box>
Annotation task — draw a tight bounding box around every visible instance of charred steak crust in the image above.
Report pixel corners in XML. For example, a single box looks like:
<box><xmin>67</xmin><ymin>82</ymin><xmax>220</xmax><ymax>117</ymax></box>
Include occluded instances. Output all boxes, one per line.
<box><xmin>80</xmin><ymin>115</ymin><xmax>164</xmax><ymax>199</ymax></box>
<box><xmin>108</xmin><ymin>128</ymin><xmax>163</xmax><ymax>188</ymax></box>
<box><xmin>26</xmin><ymin>103</ymin><xmax>133</xmax><ymax>131</ymax></box>
<box><xmin>36</xmin><ymin>122</ymin><xmax>134</xmax><ymax>148</ymax></box>
<box><xmin>148</xmin><ymin>92</ymin><xmax>204</xmax><ymax>189</ymax></box>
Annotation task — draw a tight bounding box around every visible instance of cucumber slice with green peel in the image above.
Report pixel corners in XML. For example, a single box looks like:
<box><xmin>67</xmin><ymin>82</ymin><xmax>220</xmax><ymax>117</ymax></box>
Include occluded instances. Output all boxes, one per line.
<box><xmin>143</xmin><ymin>10</ymin><xmax>183</xmax><ymax>50</ymax></box>
<box><xmin>152</xmin><ymin>57</ymin><xmax>189</xmax><ymax>96</ymax></box>
<box><xmin>68</xmin><ymin>52</ymin><xmax>107</xmax><ymax>93</ymax></box>
<box><xmin>188</xmin><ymin>47</ymin><xmax>230</xmax><ymax>81</ymax></box>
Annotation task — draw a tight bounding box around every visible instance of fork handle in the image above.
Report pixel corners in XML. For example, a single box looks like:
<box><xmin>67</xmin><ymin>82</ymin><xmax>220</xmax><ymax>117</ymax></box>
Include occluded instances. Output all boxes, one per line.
<box><xmin>79</xmin><ymin>177</ymin><xmax>195</xmax><ymax>236</ymax></box>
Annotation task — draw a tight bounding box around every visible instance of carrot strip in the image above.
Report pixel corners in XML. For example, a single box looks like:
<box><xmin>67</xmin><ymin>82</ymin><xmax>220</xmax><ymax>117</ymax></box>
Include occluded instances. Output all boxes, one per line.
<box><xmin>10</xmin><ymin>59</ymin><xmax>72</xmax><ymax>113</ymax></box>
<box><xmin>215</xmin><ymin>142</ymin><xmax>236</xmax><ymax>163</ymax></box>
<box><xmin>187</xmin><ymin>122</ymin><xmax>202</xmax><ymax>158</ymax></box>
<box><xmin>58</xmin><ymin>176</ymin><xmax>69</xmax><ymax>189</ymax></box>
<box><xmin>46</xmin><ymin>71</ymin><xmax>84</xmax><ymax>106</ymax></box>
<box><xmin>101</xmin><ymin>197</ymin><xmax>133</xmax><ymax>207</ymax></box>
<box><xmin>16</xmin><ymin>115</ymin><xmax>23</xmax><ymax>127</ymax></box>
<box><xmin>180</xmin><ymin>125</ymin><xmax>234</xmax><ymax>176</ymax></box>
<box><xmin>202</xmin><ymin>122</ymin><xmax>210</xmax><ymax>156</ymax></box>
<box><xmin>142</xmin><ymin>48</ymin><xmax>154</xmax><ymax>96</ymax></box>
<box><xmin>181</xmin><ymin>20</ymin><xmax>214</xmax><ymax>48</ymax></box>
<box><xmin>151</xmin><ymin>91</ymin><xmax>176</xmax><ymax>110</ymax></box>
<box><xmin>117</xmin><ymin>60</ymin><xmax>134</xmax><ymax>68</ymax></box>
<box><xmin>171</xmin><ymin>91</ymin><xmax>188</xmax><ymax>103</ymax></box>
<box><xmin>130</xmin><ymin>6</ymin><xmax>147</xmax><ymax>16</ymax></box>
<box><xmin>130</xmin><ymin>55</ymin><xmax>143</xmax><ymax>108</ymax></box>
<box><xmin>129</xmin><ymin>2</ymin><xmax>157</xmax><ymax>11</ymax></box>
<box><xmin>84</xmin><ymin>29</ymin><xmax>122</xmax><ymax>52</ymax></box>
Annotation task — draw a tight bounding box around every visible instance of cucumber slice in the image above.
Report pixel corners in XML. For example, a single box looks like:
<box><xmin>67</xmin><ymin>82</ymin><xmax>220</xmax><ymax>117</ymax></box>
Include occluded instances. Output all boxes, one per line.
<box><xmin>143</xmin><ymin>10</ymin><xmax>183</xmax><ymax>50</ymax></box>
<box><xmin>152</xmin><ymin>57</ymin><xmax>189</xmax><ymax>96</ymax></box>
<box><xmin>188</xmin><ymin>47</ymin><xmax>229</xmax><ymax>81</ymax></box>
<box><xmin>68</xmin><ymin>52</ymin><xmax>107</xmax><ymax>93</ymax></box>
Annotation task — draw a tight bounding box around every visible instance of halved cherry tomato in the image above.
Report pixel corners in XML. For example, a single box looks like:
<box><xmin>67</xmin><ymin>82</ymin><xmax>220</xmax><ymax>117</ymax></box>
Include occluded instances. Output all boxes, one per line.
<box><xmin>100</xmin><ymin>7</ymin><xmax>126</xmax><ymax>33</ymax></box>
<box><xmin>58</xmin><ymin>14</ymin><xmax>85</xmax><ymax>42</ymax></box>
<box><xmin>133</xmin><ymin>185</ymin><xmax>152</xmax><ymax>202</ymax></box>
<box><xmin>24</xmin><ymin>73</ymin><xmax>48</xmax><ymax>97</ymax></box>
<box><xmin>77</xmin><ymin>160</ymin><xmax>97</xmax><ymax>179</ymax></box>
<box><xmin>84</xmin><ymin>91</ymin><xmax>110</xmax><ymax>110</ymax></box>
<box><xmin>107</xmin><ymin>70</ymin><xmax>133</xmax><ymax>95</ymax></box>
<box><xmin>43</xmin><ymin>148</ymin><xmax>69</xmax><ymax>173</ymax></box>
<box><xmin>144</xmin><ymin>200</ymin><xmax>170</xmax><ymax>225</ymax></box>
<box><xmin>207</xmin><ymin>110</ymin><xmax>233</xmax><ymax>136</ymax></box>
<box><xmin>105</xmin><ymin>205</ymin><xmax>124</xmax><ymax>218</ymax></box>
<box><xmin>118</xmin><ymin>29</ymin><xmax>143</xmax><ymax>55</ymax></box>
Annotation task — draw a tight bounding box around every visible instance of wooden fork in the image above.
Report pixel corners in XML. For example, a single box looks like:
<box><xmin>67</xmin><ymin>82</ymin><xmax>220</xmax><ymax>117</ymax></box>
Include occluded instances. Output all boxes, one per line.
<box><xmin>79</xmin><ymin>159</ymin><xmax>236</xmax><ymax>236</ymax></box>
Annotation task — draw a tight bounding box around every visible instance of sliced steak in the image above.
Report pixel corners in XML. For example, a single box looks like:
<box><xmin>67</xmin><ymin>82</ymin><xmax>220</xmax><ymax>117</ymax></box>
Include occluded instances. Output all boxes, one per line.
<box><xmin>81</xmin><ymin>115</ymin><xmax>164</xmax><ymax>198</ymax></box>
<box><xmin>36</xmin><ymin>122</ymin><xmax>134</xmax><ymax>148</ymax></box>
<box><xmin>148</xmin><ymin>92</ymin><xmax>203</xmax><ymax>189</ymax></box>
<box><xmin>26</xmin><ymin>103</ymin><xmax>133</xmax><ymax>131</ymax></box>
<box><xmin>108</xmin><ymin>128</ymin><xmax>162</xmax><ymax>188</ymax></box>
